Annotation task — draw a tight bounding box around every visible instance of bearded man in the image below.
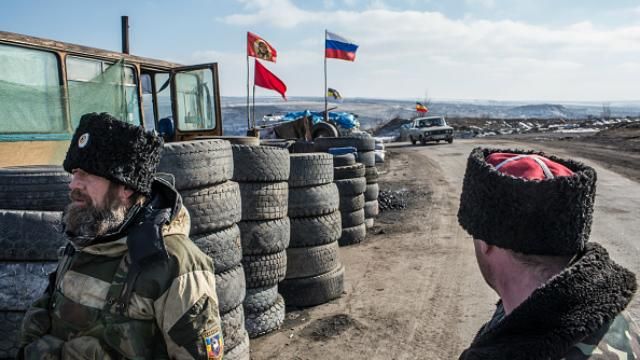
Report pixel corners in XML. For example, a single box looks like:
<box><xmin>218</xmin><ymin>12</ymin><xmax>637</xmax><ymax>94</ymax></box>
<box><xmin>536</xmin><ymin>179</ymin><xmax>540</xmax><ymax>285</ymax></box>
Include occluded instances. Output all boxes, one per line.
<box><xmin>19</xmin><ymin>113</ymin><xmax>223</xmax><ymax>360</ymax></box>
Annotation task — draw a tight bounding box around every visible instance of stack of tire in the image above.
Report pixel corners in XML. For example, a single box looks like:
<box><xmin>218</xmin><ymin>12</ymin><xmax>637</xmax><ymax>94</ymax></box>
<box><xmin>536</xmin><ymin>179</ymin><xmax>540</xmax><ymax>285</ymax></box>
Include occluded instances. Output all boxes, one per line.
<box><xmin>314</xmin><ymin>135</ymin><xmax>378</xmax><ymax>228</ymax></box>
<box><xmin>279</xmin><ymin>153</ymin><xmax>345</xmax><ymax>307</ymax></box>
<box><xmin>0</xmin><ymin>166</ymin><xmax>71</xmax><ymax>358</ymax></box>
<box><xmin>231</xmin><ymin>145</ymin><xmax>290</xmax><ymax>339</ymax></box>
<box><xmin>158</xmin><ymin>140</ymin><xmax>249</xmax><ymax>360</ymax></box>
<box><xmin>332</xmin><ymin>154</ymin><xmax>367</xmax><ymax>246</ymax></box>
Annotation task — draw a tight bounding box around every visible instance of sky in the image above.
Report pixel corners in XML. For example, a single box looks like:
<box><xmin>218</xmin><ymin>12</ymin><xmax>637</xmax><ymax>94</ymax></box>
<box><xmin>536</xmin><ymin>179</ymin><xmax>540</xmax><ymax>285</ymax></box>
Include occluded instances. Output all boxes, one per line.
<box><xmin>2</xmin><ymin>0</ymin><xmax>640</xmax><ymax>102</ymax></box>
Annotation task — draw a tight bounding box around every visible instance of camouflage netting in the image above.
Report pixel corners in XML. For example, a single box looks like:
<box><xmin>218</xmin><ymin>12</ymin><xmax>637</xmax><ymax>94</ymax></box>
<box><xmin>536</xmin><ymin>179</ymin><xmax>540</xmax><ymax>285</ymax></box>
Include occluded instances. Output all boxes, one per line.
<box><xmin>0</xmin><ymin>47</ymin><xmax>138</xmax><ymax>136</ymax></box>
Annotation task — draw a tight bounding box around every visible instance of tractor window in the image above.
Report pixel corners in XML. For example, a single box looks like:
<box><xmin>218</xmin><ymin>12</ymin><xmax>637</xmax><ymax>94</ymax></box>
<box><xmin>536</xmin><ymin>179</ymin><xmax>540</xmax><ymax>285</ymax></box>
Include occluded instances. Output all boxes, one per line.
<box><xmin>0</xmin><ymin>44</ymin><xmax>65</xmax><ymax>134</ymax></box>
<box><xmin>66</xmin><ymin>56</ymin><xmax>140</xmax><ymax>128</ymax></box>
<box><xmin>175</xmin><ymin>69</ymin><xmax>215</xmax><ymax>131</ymax></box>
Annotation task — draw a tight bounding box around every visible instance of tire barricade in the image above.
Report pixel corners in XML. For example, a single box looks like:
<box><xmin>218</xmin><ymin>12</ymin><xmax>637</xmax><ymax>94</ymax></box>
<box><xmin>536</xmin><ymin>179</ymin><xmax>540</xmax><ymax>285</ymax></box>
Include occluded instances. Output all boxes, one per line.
<box><xmin>159</xmin><ymin>139</ymin><xmax>249</xmax><ymax>359</ymax></box>
<box><xmin>0</xmin><ymin>166</ymin><xmax>70</xmax><ymax>358</ymax></box>
<box><xmin>232</xmin><ymin>145</ymin><xmax>290</xmax><ymax>340</ymax></box>
<box><xmin>280</xmin><ymin>153</ymin><xmax>345</xmax><ymax>307</ymax></box>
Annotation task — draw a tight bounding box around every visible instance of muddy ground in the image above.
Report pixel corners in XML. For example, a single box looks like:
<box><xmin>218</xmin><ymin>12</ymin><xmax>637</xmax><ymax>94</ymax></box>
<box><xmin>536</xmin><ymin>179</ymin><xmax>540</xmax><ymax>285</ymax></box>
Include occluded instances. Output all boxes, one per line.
<box><xmin>249</xmin><ymin>136</ymin><xmax>639</xmax><ymax>360</ymax></box>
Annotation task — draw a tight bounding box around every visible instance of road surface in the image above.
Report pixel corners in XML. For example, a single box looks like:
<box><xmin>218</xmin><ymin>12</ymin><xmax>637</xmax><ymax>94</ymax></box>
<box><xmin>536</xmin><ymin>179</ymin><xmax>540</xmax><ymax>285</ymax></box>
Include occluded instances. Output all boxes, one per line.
<box><xmin>250</xmin><ymin>138</ymin><xmax>640</xmax><ymax>360</ymax></box>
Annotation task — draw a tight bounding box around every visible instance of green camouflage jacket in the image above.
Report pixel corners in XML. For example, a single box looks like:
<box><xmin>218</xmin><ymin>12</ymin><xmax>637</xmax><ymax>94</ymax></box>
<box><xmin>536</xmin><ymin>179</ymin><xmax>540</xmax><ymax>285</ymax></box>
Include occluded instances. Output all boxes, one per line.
<box><xmin>19</xmin><ymin>179</ymin><xmax>223</xmax><ymax>360</ymax></box>
<box><xmin>459</xmin><ymin>242</ymin><xmax>639</xmax><ymax>360</ymax></box>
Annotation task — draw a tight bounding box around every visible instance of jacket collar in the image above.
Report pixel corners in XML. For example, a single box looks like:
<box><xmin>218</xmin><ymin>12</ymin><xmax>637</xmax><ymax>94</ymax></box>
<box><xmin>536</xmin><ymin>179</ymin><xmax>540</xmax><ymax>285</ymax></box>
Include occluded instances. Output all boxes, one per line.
<box><xmin>70</xmin><ymin>177</ymin><xmax>187</xmax><ymax>257</ymax></box>
<box><xmin>461</xmin><ymin>242</ymin><xmax>637</xmax><ymax>360</ymax></box>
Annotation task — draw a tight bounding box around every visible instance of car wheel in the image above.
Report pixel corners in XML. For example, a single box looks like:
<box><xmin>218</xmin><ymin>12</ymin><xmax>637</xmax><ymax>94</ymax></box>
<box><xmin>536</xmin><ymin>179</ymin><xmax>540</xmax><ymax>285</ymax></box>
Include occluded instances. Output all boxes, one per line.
<box><xmin>410</xmin><ymin>136</ymin><xmax>416</xmax><ymax>145</ymax></box>
<box><xmin>447</xmin><ymin>138</ymin><xmax>453</xmax><ymax>144</ymax></box>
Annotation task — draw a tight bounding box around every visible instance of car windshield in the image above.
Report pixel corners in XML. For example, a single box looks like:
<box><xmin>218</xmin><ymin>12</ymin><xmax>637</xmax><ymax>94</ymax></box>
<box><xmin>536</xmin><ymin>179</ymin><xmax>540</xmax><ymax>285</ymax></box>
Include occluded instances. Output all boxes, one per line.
<box><xmin>418</xmin><ymin>118</ymin><xmax>444</xmax><ymax>127</ymax></box>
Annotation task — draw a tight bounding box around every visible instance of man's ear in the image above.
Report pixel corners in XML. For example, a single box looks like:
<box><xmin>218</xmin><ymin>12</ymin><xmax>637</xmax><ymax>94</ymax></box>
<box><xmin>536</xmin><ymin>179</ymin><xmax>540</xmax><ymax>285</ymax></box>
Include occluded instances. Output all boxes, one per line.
<box><xmin>120</xmin><ymin>186</ymin><xmax>135</xmax><ymax>202</ymax></box>
<box><xmin>476</xmin><ymin>238</ymin><xmax>493</xmax><ymax>255</ymax></box>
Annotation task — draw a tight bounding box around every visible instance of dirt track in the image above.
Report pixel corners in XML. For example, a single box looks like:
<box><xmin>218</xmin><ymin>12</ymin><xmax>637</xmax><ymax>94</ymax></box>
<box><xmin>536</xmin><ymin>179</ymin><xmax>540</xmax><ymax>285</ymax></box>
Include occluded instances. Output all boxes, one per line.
<box><xmin>250</xmin><ymin>139</ymin><xmax>640</xmax><ymax>359</ymax></box>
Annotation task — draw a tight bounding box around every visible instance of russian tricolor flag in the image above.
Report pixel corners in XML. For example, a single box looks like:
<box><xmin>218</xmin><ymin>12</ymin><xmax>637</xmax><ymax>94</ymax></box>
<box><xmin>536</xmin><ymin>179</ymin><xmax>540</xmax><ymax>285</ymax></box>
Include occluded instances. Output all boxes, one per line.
<box><xmin>325</xmin><ymin>31</ymin><xmax>358</xmax><ymax>61</ymax></box>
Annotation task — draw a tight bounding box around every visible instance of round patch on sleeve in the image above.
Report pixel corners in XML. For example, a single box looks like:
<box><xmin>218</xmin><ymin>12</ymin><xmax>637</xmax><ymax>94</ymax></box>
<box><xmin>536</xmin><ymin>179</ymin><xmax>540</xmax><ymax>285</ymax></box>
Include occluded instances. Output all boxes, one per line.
<box><xmin>78</xmin><ymin>133</ymin><xmax>90</xmax><ymax>148</ymax></box>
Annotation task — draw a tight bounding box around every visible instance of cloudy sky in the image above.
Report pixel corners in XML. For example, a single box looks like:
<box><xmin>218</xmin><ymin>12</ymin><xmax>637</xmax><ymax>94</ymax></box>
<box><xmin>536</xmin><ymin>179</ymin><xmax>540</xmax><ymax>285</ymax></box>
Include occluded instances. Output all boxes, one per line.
<box><xmin>3</xmin><ymin>0</ymin><xmax>640</xmax><ymax>101</ymax></box>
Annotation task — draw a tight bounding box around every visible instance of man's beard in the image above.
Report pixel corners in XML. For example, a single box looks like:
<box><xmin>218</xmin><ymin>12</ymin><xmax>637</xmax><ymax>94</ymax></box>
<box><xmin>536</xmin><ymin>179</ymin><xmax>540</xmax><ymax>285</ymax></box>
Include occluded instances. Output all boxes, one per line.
<box><xmin>63</xmin><ymin>185</ymin><xmax>130</xmax><ymax>246</ymax></box>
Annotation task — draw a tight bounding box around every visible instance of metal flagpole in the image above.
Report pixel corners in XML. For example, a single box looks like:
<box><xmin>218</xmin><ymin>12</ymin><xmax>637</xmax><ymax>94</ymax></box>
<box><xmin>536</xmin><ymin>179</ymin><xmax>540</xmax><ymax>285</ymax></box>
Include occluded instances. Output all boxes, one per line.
<box><xmin>247</xmin><ymin>53</ymin><xmax>251</xmax><ymax>132</ymax></box>
<box><xmin>252</xmin><ymin>84</ymin><xmax>256</xmax><ymax>130</ymax></box>
<box><xmin>324</xmin><ymin>29</ymin><xmax>328</xmax><ymax>122</ymax></box>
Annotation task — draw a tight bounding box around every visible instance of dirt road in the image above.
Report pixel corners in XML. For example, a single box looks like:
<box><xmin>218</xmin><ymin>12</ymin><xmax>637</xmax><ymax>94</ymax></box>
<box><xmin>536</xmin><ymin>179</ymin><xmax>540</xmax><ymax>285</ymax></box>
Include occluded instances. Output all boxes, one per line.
<box><xmin>250</xmin><ymin>139</ymin><xmax>640</xmax><ymax>359</ymax></box>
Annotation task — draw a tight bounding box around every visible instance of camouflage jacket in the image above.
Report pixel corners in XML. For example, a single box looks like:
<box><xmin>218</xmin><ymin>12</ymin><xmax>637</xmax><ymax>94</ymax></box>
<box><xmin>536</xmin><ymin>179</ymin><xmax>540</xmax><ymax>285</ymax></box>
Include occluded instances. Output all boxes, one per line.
<box><xmin>459</xmin><ymin>242</ymin><xmax>639</xmax><ymax>360</ymax></box>
<box><xmin>19</xmin><ymin>179</ymin><xmax>223</xmax><ymax>360</ymax></box>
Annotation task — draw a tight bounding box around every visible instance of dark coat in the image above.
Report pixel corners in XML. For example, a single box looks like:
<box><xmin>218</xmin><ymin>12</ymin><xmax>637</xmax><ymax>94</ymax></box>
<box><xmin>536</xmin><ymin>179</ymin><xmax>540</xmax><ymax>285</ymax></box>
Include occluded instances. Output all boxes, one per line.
<box><xmin>459</xmin><ymin>242</ymin><xmax>639</xmax><ymax>360</ymax></box>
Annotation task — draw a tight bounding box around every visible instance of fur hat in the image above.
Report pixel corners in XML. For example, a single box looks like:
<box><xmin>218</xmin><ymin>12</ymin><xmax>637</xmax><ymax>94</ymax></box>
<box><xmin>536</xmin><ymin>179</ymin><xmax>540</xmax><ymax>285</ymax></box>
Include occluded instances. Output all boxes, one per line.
<box><xmin>63</xmin><ymin>113</ymin><xmax>163</xmax><ymax>195</ymax></box>
<box><xmin>457</xmin><ymin>147</ymin><xmax>597</xmax><ymax>256</ymax></box>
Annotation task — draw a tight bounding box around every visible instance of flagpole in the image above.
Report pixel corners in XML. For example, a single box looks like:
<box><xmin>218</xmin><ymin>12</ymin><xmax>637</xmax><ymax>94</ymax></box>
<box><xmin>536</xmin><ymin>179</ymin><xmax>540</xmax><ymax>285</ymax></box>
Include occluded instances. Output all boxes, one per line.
<box><xmin>247</xmin><ymin>53</ymin><xmax>251</xmax><ymax>132</ymax></box>
<box><xmin>252</xmin><ymin>84</ymin><xmax>256</xmax><ymax>130</ymax></box>
<box><xmin>324</xmin><ymin>29</ymin><xmax>328</xmax><ymax>123</ymax></box>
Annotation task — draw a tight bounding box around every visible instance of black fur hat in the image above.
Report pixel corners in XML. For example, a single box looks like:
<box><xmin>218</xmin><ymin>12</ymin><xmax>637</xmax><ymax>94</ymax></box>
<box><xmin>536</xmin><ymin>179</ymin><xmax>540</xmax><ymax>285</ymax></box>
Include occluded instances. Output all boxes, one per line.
<box><xmin>63</xmin><ymin>113</ymin><xmax>163</xmax><ymax>195</ymax></box>
<box><xmin>457</xmin><ymin>147</ymin><xmax>597</xmax><ymax>256</ymax></box>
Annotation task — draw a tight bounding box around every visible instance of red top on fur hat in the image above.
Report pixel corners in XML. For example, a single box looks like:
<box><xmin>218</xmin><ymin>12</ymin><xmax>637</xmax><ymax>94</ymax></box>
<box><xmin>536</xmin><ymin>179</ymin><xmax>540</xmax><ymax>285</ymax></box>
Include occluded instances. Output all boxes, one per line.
<box><xmin>486</xmin><ymin>152</ymin><xmax>574</xmax><ymax>180</ymax></box>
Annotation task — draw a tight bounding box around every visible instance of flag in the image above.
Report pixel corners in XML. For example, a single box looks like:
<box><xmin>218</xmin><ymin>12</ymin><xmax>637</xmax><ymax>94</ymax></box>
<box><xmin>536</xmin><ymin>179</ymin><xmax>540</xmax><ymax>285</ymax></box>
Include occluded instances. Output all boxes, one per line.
<box><xmin>416</xmin><ymin>102</ymin><xmax>428</xmax><ymax>113</ymax></box>
<box><xmin>327</xmin><ymin>88</ymin><xmax>342</xmax><ymax>100</ymax></box>
<box><xmin>247</xmin><ymin>32</ymin><xmax>277</xmax><ymax>62</ymax></box>
<box><xmin>254</xmin><ymin>59</ymin><xmax>287</xmax><ymax>100</ymax></box>
<box><xmin>325</xmin><ymin>31</ymin><xmax>358</xmax><ymax>61</ymax></box>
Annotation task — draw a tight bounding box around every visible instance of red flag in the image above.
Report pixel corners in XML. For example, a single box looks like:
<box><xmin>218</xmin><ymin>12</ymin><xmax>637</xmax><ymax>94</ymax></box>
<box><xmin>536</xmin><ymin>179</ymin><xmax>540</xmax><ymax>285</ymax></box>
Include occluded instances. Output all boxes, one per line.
<box><xmin>247</xmin><ymin>32</ymin><xmax>277</xmax><ymax>62</ymax></box>
<box><xmin>254</xmin><ymin>59</ymin><xmax>287</xmax><ymax>100</ymax></box>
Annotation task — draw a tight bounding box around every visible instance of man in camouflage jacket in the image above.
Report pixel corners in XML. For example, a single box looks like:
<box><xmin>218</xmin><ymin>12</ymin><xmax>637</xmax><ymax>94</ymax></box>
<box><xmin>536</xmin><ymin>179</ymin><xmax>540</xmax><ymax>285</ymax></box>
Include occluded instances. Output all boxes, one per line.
<box><xmin>457</xmin><ymin>148</ymin><xmax>639</xmax><ymax>360</ymax></box>
<box><xmin>19</xmin><ymin>113</ymin><xmax>223</xmax><ymax>359</ymax></box>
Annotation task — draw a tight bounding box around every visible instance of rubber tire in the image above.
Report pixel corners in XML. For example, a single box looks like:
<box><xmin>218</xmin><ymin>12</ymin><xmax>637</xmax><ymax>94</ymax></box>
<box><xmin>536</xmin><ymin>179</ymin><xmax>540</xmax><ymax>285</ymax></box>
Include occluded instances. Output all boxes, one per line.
<box><xmin>0</xmin><ymin>210</ymin><xmax>66</xmax><ymax>261</ymax></box>
<box><xmin>215</xmin><ymin>264</ymin><xmax>246</xmax><ymax>314</ymax></box>
<box><xmin>312</xmin><ymin>122</ymin><xmax>339</xmax><ymax>139</ymax></box>
<box><xmin>289</xmin><ymin>211</ymin><xmax>342</xmax><ymax>248</ymax></box>
<box><xmin>288</xmin><ymin>183</ymin><xmax>339</xmax><ymax>218</ymax></box>
<box><xmin>289</xmin><ymin>153</ymin><xmax>334</xmax><ymax>187</ymax></box>
<box><xmin>364</xmin><ymin>200</ymin><xmax>379</xmax><ymax>218</ymax></box>
<box><xmin>313</xmin><ymin>137</ymin><xmax>375</xmax><ymax>152</ymax></box>
<box><xmin>245</xmin><ymin>294</ymin><xmax>285</xmax><ymax>338</ymax></box>
<box><xmin>365</xmin><ymin>166</ymin><xmax>379</xmax><ymax>184</ymax></box>
<box><xmin>333</xmin><ymin>153</ymin><xmax>356</xmax><ymax>167</ymax></box>
<box><xmin>231</xmin><ymin>145</ymin><xmax>290</xmax><ymax>182</ymax></box>
<box><xmin>243</xmin><ymin>285</ymin><xmax>279</xmax><ymax>314</ymax></box>
<box><xmin>365</xmin><ymin>218</ymin><xmax>375</xmax><ymax>229</ymax></box>
<box><xmin>0</xmin><ymin>262</ymin><xmax>57</xmax><ymax>311</ymax></box>
<box><xmin>279</xmin><ymin>265</ymin><xmax>345</xmax><ymax>307</ymax></box>
<box><xmin>181</xmin><ymin>181</ymin><xmax>242</xmax><ymax>236</ymax></box>
<box><xmin>447</xmin><ymin>138</ymin><xmax>454</xmax><ymax>144</ymax></box>
<box><xmin>239</xmin><ymin>182</ymin><xmax>288</xmax><ymax>221</ymax></box>
<box><xmin>334</xmin><ymin>178</ymin><xmax>366</xmax><ymax>196</ymax></box>
<box><xmin>285</xmin><ymin>242</ymin><xmax>340</xmax><ymax>280</ymax></box>
<box><xmin>339</xmin><ymin>223</ymin><xmax>367</xmax><ymax>246</ymax></box>
<box><xmin>238</xmin><ymin>218</ymin><xmax>290</xmax><ymax>256</ymax></box>
<box><xmin>334</xmin><ymin>163</ymin><xmax>365</xmax><ymax>180</ymax></box>
<box><xmin>224</xmin><ymin>330</ymin><xmax>250</xmax><ymax>360</ymax></box>
<box><xmin>0</xmin><ymin>166</ymin><xmax>71</xmax><ymax>211</ymax></box>
<box><xmin>192</xmin><ymin>225</ymin><xmax>242</xmax><ymax>274</ymax></box>
<box><xmin>410</xmin><ymin>136</ymin><xmax>417</xmax><ymax>145</ymax></box>
<box><xmin>158</xmin><ymin>139</ymin><xmax>233</xmax><ymax>190</ymax></box>
<box><xmin>242</xmin><ymin>251</ymin><xmax>287</xmax><ymax>288</ymax></box>
<box><xmin>339</xmin><ymin>194</ymin><xmax>365</xmax><ymax>213</ymax></box>
<box><xmin>213</xmin><ymin>136</ymin><xmax>260</xmax><ymax>146</ymax></box>
<box><xmin>357</xmin><ymin>151</ymin><xmax>376</xmax><ymax>167</ymax></box>
<box><xmin>221</xmin><ymin>304</ymin><xmax>247</xmax><ymax>351</ymax></box>
<box><xmin>0</xmin><ymin>311</ymin><xmax>23</xmax><ymax>359</ymax></box>
<box><xmin>341</xmin><ymin>209</ymin><xmax>365</xmax><ymax>228</ymax></box>
<box><xmin>364</xmin><ymin>183</ymin><xmax>379</xmax><ymax>202</ymax></box>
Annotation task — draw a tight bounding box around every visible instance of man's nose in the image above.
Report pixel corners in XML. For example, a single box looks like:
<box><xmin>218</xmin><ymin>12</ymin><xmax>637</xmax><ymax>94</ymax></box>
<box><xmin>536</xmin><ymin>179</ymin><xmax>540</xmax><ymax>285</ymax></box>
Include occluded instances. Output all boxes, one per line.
<box><xmin>68</xmin><ymin>172</ymin><xmax>82</xmax><ymax>191</ymax></box>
